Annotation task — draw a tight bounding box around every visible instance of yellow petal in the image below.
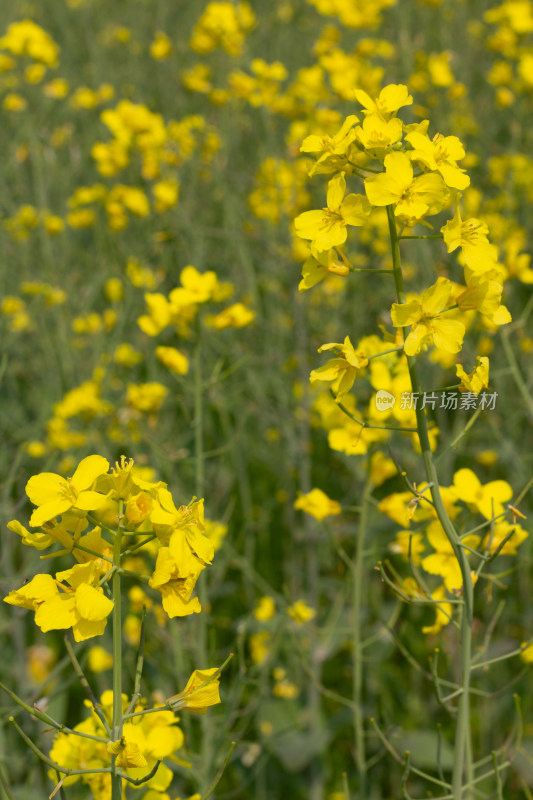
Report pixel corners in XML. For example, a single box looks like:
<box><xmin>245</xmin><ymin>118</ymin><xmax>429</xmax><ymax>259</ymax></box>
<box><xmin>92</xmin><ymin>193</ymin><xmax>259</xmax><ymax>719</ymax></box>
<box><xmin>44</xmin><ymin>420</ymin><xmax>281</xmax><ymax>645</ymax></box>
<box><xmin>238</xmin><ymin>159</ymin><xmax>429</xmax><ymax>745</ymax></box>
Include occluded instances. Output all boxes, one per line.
<box><xmin>29</xmin><ymin>498</ymin><xmax>72</xmax><ymax>527</ymax></box>
<box><xmin>421</xmin><ymin>277</ymin><xmax>451</xmax><ymax>315</ymax></box>
<box><xmin>75</xmin><ymin>489</ymin><xmax>107</xmax><ymax>511</ymax></box>
<box><xmin>75</xmin><ymin>584</ymin><xmax>114</xmax><ymax>621</ymax></box>
<box><xmin>72</xmin><ymin>616</ymin><xmax>108</xmax><ymax>642</ymax></box>
<box><xmin>35</xmin><ymin>594</ymin><xmax>77</xmax><ymax>631</ymax></box>
<box><xmin>26</xmin><ymin>472</ymin><xmax>64</xmax><ymax>506</ymax></box>
<box><xmin>71</xmin><ymin>455</ymin><xmax>110</xmax><ymax>492</ymax></box>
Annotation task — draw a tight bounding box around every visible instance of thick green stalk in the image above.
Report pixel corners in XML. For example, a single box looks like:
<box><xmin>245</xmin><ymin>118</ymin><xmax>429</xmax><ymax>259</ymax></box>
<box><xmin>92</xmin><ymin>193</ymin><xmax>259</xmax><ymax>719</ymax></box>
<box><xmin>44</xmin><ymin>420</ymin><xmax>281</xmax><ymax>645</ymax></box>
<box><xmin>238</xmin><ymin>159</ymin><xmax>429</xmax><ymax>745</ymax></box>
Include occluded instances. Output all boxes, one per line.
<box><xmin>194</xmin><ymin>323</ymin><xmax>213</xmax><ymax>783</ymax></box>
<box><xmin>111</xmin><ymin>500</ymin><xmax>124</xmax><ymax>800</ymax></box>
<box><xmin>353</xmin><ymin>474</ymin><xmax>372</xmax><ymax>795</ymax></box>
<box><xmin>386</xmin><ymin>206</ymin><xmax>474</xmax><ymax>800</ymax></box>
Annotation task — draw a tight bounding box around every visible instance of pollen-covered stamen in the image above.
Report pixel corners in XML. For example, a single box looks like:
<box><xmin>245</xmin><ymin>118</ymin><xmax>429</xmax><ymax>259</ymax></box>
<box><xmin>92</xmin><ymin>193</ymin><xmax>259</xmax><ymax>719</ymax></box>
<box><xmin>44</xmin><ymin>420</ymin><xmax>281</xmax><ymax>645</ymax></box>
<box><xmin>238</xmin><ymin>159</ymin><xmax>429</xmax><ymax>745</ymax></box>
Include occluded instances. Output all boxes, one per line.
<box><xmin>59</xmin><ymin>478</ymin><xmax>78</xmax><ymax>503</ymax></box>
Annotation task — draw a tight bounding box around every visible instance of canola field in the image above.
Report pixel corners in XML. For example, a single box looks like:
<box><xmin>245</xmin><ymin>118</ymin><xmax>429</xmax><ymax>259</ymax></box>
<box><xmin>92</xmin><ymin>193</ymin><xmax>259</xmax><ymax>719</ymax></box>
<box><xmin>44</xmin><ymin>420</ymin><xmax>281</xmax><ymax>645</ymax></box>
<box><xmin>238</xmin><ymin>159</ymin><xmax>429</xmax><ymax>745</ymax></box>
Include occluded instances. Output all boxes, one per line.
<box><xmin>0</xmin><ymin>1</ymin><xmax>533</xmax><ymax>798</ymax></box>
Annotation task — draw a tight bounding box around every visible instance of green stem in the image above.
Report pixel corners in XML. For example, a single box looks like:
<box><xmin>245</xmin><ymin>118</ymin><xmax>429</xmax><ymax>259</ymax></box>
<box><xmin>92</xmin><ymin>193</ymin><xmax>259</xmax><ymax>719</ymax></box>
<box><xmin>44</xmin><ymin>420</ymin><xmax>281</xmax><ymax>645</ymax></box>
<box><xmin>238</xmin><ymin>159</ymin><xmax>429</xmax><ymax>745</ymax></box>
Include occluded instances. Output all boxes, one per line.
<box><xmin>500</xmin><ymin>328</ymin><xmax>533</xmax><ymax>421</ymax></box>
<box><xmin>111</xmin><ymin>500</ymin><xmax>125</xmax><ymax>800</ymax></box>
<box><xmin>353</xmin><ymin>474</ymin><xmax>372</xmax><ymax>795</ymax></box>
<box><xmin>388</xmin><ymin>205</ymin><xmax>474</xmax><ymax>800</ymax></box>
<box><xmin>399</xmin><ymin>234</ymin><xmax>443</xmax><ymax>239</ymax></box>
<box><xmin>194</xmin><ymin>320</ymin><xmax>212</xmax><ymax>783</ymax></box>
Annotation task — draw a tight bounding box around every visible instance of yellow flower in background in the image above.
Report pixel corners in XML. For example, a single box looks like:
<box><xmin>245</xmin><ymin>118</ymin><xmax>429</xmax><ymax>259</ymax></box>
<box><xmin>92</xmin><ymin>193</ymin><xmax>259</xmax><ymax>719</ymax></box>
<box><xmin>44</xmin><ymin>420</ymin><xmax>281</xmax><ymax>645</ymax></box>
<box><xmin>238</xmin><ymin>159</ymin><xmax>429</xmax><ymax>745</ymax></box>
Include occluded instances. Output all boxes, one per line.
<box><xmin>389</xmin><ymin>530</ymin><xmax>425</xmax><ymax>564</ymax></box>
<box><xmin>254</xmin><ymin>596</ymin><xmax>276</xmax><ymax>621</ymax></box>
<box><xmin>482</xmin><ymin>521</ymin><xmax>528</xmax><ymax>555</ymax></box>
<box><xmin>87</xmin><ymin>645</ymin><xmax>114</xmax><ymax>672</ymax></box>
<box><xmin>126</xmin><ymin>382</ymin><xmax>168</xmax><ymax>414</ymax></box>
<box><xmin>365</xmin><ymin>152</ymin><xmax>449</xmax><ymax>219</ymax></box>
<box><xmin>156</xmin><ymin>346</ymin><xmax>189</xmax><ymax>375</ymax></box>
<box><xmin>422</xmin><ymin>585</ymin><xmax>453</xmax><ymax>635</ymax></box>
<box><xmin>456</xmin><ymin>357</ymin><xmax>489</xmax><ymax>393</ymax></box>
<box><xmin>287</xmin><ymin>599</ymin><xmax>316</xmax><ymax>625</ymax></box>
<box><xmin>150</xmin><ymin>31</ymin><xmax>172</xmax><ymax>60</ymax></box>
<box><xmin>391</xmin><ymin>277</ymin><xmax>465</xmax><ymax>356</ymax></box>
<box><xmin>294</xmin><ymin>488</ymin><xmax>341</xmax><ymax>520</ymax></box>
<box><xmin>421</xmin><ymin>521</ymin><xmax>480</xmax><ymax>592</ymax></box>
<box><xmin>453</xmin><ymin>468</ymin><xmax>513</xmax><ymax>520</ymax></box>
<box><xmin>25</xmin><ymin>454</ymin><xmax>109</xmax><ymax>527</ymax></box>
<box><xmin>310</xmin><ymin>335</ymin><xmax>369</xmax><ymax>398</ymax></box>
<box><xmin>294</xmin><ymin>172</ymin><xmax>370</xmax><ymax>252</ymax></box>
<box><xmin>206</xmin><ymin>302</ymin><xmax>255</xmax><ymax>330</ymax></box>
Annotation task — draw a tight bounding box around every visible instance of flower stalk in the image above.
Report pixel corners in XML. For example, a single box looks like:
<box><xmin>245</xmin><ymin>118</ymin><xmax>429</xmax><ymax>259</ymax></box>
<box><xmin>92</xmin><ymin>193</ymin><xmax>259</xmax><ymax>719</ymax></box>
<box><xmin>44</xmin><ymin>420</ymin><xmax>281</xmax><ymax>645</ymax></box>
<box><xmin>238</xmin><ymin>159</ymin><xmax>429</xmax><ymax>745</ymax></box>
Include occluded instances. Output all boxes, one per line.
<box><xmin>387</xmin><ymin>204</ymin><xmax>474</xmax><ymax>800</ymax></box>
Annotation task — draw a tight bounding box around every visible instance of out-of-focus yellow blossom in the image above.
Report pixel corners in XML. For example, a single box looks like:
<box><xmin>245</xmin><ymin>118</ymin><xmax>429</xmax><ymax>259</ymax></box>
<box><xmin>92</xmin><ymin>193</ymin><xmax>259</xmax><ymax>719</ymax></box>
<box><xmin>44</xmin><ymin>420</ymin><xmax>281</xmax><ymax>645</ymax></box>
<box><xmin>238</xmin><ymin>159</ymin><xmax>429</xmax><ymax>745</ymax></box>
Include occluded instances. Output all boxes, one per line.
<box><xmin>310</xmin><ymin>336</ymin><xmax>369</xmax><ymax>398</ymax></box>
<box><xmin>254</xmin><ymin>596</ymin><xmax>276</xmax><ymax>621</ymax></box>
<box><xmin>104</xmin><ymin>277</ymin><xmax>124</xmax><ymax>302</ymax></box>
<box><xmin>43</xmin><ymin>77</ymin><xmax>69</xmax><ymax>98</ymax></box>
<box><xmin>205</xmin><ymin>302</ymin><xmax>255</xmax><ymax>330</ymax></box>
<box><xmin>27</xmin><ymin>644</ymin><xmax>56</xmax><ymax>684</ymax></box>
<box><xmin>482</xmin><ymin>521</ymin><xmax>528</xmax><ymax>556</ymax></box>
<box><xmin>25</xmin><ymin>63</ymin><xmax>45</xmax><ymax>83</ymax></box>
<box><xmin>453</xmin><ymin>469</ymin><xmax>513</xmax><ymax>520</ymax></box>
<box><xmin>155</xmin><ymin>346</ymin><xmax>189</xmax><ymax>375</ymax></box>
<box><xmin>521</xmin><ymin>641</ymin><xmax>533</xmax><ymax>664</ymax></box>
<box><xmin>456</xmin><ymin>357</ymin><xmax>489</xmax><ymax>393</ymax></box>
<box><xmin>1</xmin><ymin>296</ymin><xmax>32</xmax><ymax>331</ymax></box>
<box><xmin>249</xmin><ymin>158</ymin><xmax>310</xmax><ymax>222</ymax></box>
<box><xmin>391</xmin><ymin>277</ymin><xmax>465</xmax><ymax>356</ymax></box>
<box><xmin>422</xmin><ymin>521</ymin><xmax>480</xmax><ymax>592</ymax></box>
<box><xmin>88</xmin><ymin>645</ymin><xmax>114</xmax><ymax>672</ymax></box>
<box><xmin>422</xmin><ymin>585</ymin><xmax>453</xmax><ymax>635</ymax></box>
<box><xmin>70</xmin><ymin>83</ymin><xmax>114</xmax><ymax>109</ymax></box>
<box><xmin>153</xmin><ymin>178</ymin><xmax>179</xmax><ymax>212</ymax></box>
<box><xmin>127</xmin><ymin>257</ymin><xmax>160</xmax><ymax>289</ymax></box>
<box><xmin>204</xmin><ymin>518</ymin><xmax>227</xmax><ymax>552</ymax></box>
<box><xmin>250</xmin><ymin>631</ymin><xmax>271</xmax><ymax>664</ymax></box>
<box><xmin>25</xmin><ymin>441</ymin><xmax>48</xmax><ymax>458</ymax></box>
<box><xmin>126</xmin><ymin>382</ymin><xmax>168</xmax><ymax>414</ymax></box>
<box><xmin>150</xmin><ymin>31</ymin><xmax>172</xmax><ymax>59</ymax></box>
<box><xmin>273</xmin><ymin>678</ymin><xmax>300</xmax><ymax>699</ymax></box>
<box><xmin>294</xmin><ymin>488</ymin><xmax>341</xmax><ymax>520</ymax></box>
<box><xmin>0</xmin><ymin>20</ymin><xmax>59</xmax><ymax>67</ymax></box>
<box><xmin>389</xmin><ymin>530</ymin><xmax>425</xmax><ymax>564</ymax></box>
<box><xmin>67</xmin><ymin>208</ymin><xmax>96</xmax><ymax>228</ymax></box>
<box><xmin>287</xmin><ymin>599</ymin><xmax>316</xmax><ymax>625</ymax></box>
<box><xmin>190</xmin><ymin>2</ymin><xmax>255</xmax><ymax>56</ymax></box>
<box><xmin>182</xmin><ymin>63</ymin><xmax>212</xmax><ymax>93</ymax></box>
<box><xmin>427</xmin><ymin>52</ymin><xmax>454</xmax><ymax>87</ymax></box>
<box><xmin>308</xmin><ymin>0</ymin><xmax>396</xmax><ymax>29</ymax></box>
